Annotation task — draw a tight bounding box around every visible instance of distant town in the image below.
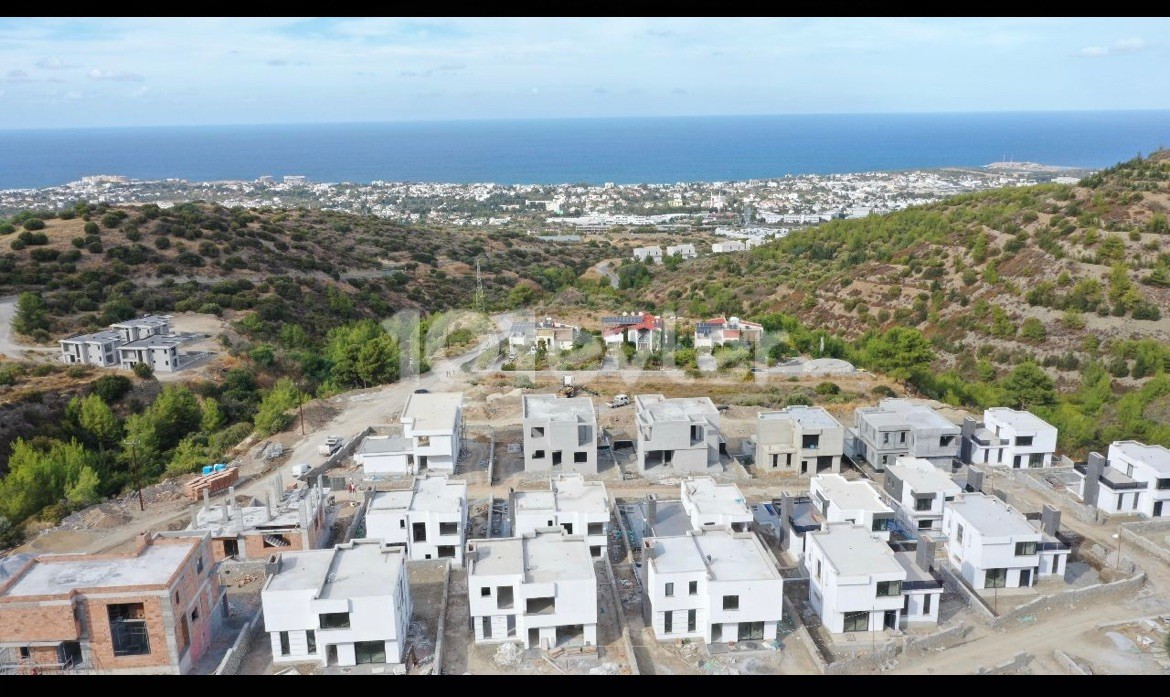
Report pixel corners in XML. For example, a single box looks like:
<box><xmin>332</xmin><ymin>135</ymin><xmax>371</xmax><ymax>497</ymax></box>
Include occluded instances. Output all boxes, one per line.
<box><xmin>0</xmin><ymin>164</ymin><xmax>1090</xmax><ymax>235</ymax></box>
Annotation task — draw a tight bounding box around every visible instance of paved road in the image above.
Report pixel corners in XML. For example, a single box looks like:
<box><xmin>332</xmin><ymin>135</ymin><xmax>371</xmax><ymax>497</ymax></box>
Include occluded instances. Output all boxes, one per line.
<box><xmin>591</xmin><ymin>260</ymin><xmax>621</xmax><ymax>289</ymax></box>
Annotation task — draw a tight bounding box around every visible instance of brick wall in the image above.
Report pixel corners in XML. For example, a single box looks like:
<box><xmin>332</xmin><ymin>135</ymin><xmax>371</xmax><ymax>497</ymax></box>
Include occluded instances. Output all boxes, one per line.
<box><xmin>0</xmin><ymin>601</ymin><xmax>80</xmax><ymax>642</ymax></box>
<box><xmin>242</xmin><ymin>529</ymin><xmax>306</xmax><ymax>560</ymax></box>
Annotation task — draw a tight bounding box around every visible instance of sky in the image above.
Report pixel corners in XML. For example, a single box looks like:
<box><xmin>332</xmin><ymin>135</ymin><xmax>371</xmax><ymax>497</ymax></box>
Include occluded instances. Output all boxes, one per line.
<box><xmin>0</xmin><ymin>17</ymin><xmax>1167</xmax><ymax>130</ymax></box>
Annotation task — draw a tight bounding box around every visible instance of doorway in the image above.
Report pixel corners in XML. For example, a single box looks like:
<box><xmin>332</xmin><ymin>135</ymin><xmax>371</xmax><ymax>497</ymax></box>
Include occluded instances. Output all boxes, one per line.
<box><xmin>883</xmin><ymin>610</ymin><xmax>898</xmax><ymax>630</ymax></box>
<box><xmin>528</xmin><ymin>628</ymin><xmax>541</xmax><ymax>650</ymax></box>
<box><xmin>223</xmin><ymin>539</ymin><xmax>239</xmax><ymax>558</ymax></box>
<box><xmin>326</xmin><ymin>645</ymin><xmax>338</xmax><ymax>666</ymax></box>
<box><xmin>1020</xmin><ymin>569</ymin><xmax>1032</xmax><ymax>587</ymax></box>
<box><xmin>418</xmin><ymin>456</ymin><xmax>428</xmax><ymax>471</ymax></box>
<box><xmin>1155</xmin><ymin>501</ymin><xmax>1164</xmax><ymax>517</ymax></box>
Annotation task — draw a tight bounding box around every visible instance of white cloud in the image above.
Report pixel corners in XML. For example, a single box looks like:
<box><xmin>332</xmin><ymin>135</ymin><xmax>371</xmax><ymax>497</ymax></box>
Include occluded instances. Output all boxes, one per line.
<box><xmin>3</xmin><ymin>69</ymin><xmax>33</xmax><ymax>82</ymax></box>
<box><xmin>131</xmin><ymin>85</ymin><xmax>150</xmax><ymax>98</ymax></box>
<box><xmin>1080</xmin><ymin>37</ymin><xmax>1147</xmax><ymax>57</ymax></box>
<box><xmin>89</xmin><ymin>68</ymin><xmax>144</xmax><ymax>81</ymax></box>
<box><xmin>34</xmin><ymin>57</ymin><xmax>77</xmax><ymax>70</ymax></box>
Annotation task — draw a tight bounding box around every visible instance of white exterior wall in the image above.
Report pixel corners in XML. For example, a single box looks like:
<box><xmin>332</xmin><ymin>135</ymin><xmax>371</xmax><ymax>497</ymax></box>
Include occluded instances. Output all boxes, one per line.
<box><xmin>357</xmin><ymin>451</ymin><xmax>412</xmax><ymax>475</ymax></box>
<box><xmin>902</xmin><ymin>588</ymin><xmax>943</xmax><ymax>624</ymax></box>
<box><xmin>367</xmin><ymin>506</ymin><xmax>464</xmax><ymax>564</ymax></box>
<box><xmin>645</xmin><ymin>564</ymin><xmax>782</xmax><ymax>644</ymax></box>
<box><xmin>262</xmin><ymin>555</ymin><xmax>412</xmax><ymax>667</ymax></box>
<box><xmin>1108</xmin><ymin>445</ymin><xmax>1170</xmax><ymax>518</ymax></box>
<box><xmin>895</xmin><ymin>489</ymin><xmax>948</xmax><ymax>533</ymax></box>
<box><xmin>809</xmin><ymin>478</ymin><xmax>893</xmax><ymax>542</ymax></box>
<box><xmin>806</xmin><ymin>543</ymin><xmax>905</xmax><ymax>634</ymax></box>
<box><xmin>941</xmin><ymin>508</ymin><xmax>1041</xmax><ymax>590</ymax></box>
<box><xmin>406</xmin><ymin>414</ymin><xmax>461</xmax><ymax>472</ymax></box>
<box><xmin>468</xmin><ymin>572</ymin><xmax>598</xmax><ymax>649</ymax></box>
<box><xmin>986</xmin><ymin>412</ymin><xmax>1057</xmax><ymax>469</ymax></box>
<box><xmin>513</xmin><ymin>509</ymin><xmax>608</xmax><ymax>557</ymax></box>
<box><xmin>60</xmin><ymin>338</ymin><xmax>121</xmax><ymax>367</ymax></box>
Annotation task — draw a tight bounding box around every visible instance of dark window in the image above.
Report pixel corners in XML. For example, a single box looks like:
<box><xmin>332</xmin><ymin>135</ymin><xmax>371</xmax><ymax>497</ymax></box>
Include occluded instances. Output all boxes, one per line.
<box><xmin>354</xmin><ymin>640</ymin><xmax>386</xmax><ymax>665</ymax></box>
<box><xmin>723</xmin><ymin>595</ymin><xmax>739</xmax><ymax>610</ymax></box>
<box><xmin>574</xmin><ymin>451</ymin><xmax>589</xmax><ymax>463</ymax></box>
<box><xmin>587</xmin><ymin>522</ymin><xmax>604</xmax><ymax>536</ymax></box>
<box><xmin>399</xmin><ymin>519</ymin><xmax>406</xmax><ymax>529</ymax></box>
<box><xmin>319</xmin><ymin>612</ymin><xmax>351</xmax><ymax>629</ymax></box>
<box><xmin>801</xmin><ymin>434</ymin><xmax>820</xmax><ymax>450</ymax></box>
<box><xmin>306</xmin><ymin>630</ymin><xmax>316</xmax><ymax>654</ymax></box>
<box><xmin>876</xmin><ymin>580</ymin><xmax>902</xmax><ymax>597</ymax></box>
<box><xmin>664</xmin><ymin>612</ymin><xmax>673</xmax><ymax>634</ymax></box>
<box><xmin>108</xmin><ymin>603</ymin><xmax>150</xmax><ymax>656</ymax></box>
<box><xmin>843</xmin><ymin>611</ymin><xmax>869</xmax><ymax>632</ymax></box>
<box><xmin>923</xmin><ymin>594</ymin><xmax>932</xmax><ymax>614</ymax></box>
<box><xmin>497</xmin><ymin>586</ymin><xmax>514</xmax><ymax>609</ymax></box>
<box><xmin>918</xmin><ymin>519</ymin><xmax>933</xmax><ymax>530</ymax></box>
<box><xmin>18</xmin><ymin>647</ymin><xmax>29</xmax><ymax>659</ymax></box>
<box><xmin>687</xmin><ymin>609</ymin><xmax>697</xmax><ymax>632</ymax></box>
<box><xmin>664</xmin><ymin>582</ymin><xmax>674</xmax><ymax>597</ymax></box>
<box><xmin>940</xmin><ymin>435</ymin><xmax>955</xmax><ymax>447</ymax></box>
<box><xmin>412</xmin><ymin>522</ymin><xmax>427</xmax><ymax>542</ymax></box>
<box><xmin>439</xmin><ymin>522</ymin><xmax>458</xmax><ymax>536</ymax></box>
<box><xmin>196</xmin><ymin>555</ymin><xmax>204</xmax><ymax>574</ymax></box>
<box><xmin>1015</xmin><ymin>436</ymin><xmax>1034</xmax><ymax>447</ymax></box>
<box><xmin>552</xmin><ymin>451</ymin><xmax>563</xmax><ymax>465</ymax></box>
<box><xmin>223</xmin><ymin>539</ymin><xmax>239</xmax><ymax>557</ymax></box>
<box><xmin>481</xmin><ymin>587</ymin><xmax>491</xmax><ymax>597</ymax></box>
<box><xmin>915</xmin><ymin>497</ymin><xmax>932</xmax><ymax>511</ymax></box>
<box><xmin>1014</xmin><ymin>541</ymin><xmax>1037</xmax><ymax>556</ymax></box>
<box><xmin>985</xmin><ymin>568</ymin><xmax>1007</xmax><ymax>588</ymax></box>
<box><xmin>279</xmin><ymin>631</ymin><xmax>290</xmax><ymax>656</ymax></box>
<box><xmin>533</xmin><ymin>450</ymin><xmax>546</xmax><ymax>459</ymax></box>
<box><xmin>872</xmin><ymin>517</ymin><xmax>893</xmax><ymax>532</ymax></box>
<box><xmin>562</xmin><ymin>522</ymin><xmax>574</xmax><ymax>535</ymax></box>
<box><xmin>530</xmin><ymin>427</ymin><xmax>545</xmax><ymax>438</ymax></box>
<box><xmin>1157</xmin><ymin>479</ymin><xmax>1170</xmax><ymax>490</ymax></box>
<box><xmin>437</xmin><ymin>545</ymin><xmax>456</xmax><ymax>558</ymax></box>
<box><xmin>689</xmin><ymin>581</ymin><xmax>698</xmax><ymax>595</ymax></box>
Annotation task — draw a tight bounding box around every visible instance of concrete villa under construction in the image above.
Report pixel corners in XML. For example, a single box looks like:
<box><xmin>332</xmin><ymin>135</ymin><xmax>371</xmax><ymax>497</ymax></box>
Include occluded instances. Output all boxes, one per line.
<box><xmin>180</xmin><ymin>477</ymin><xmax>331</xmax><ymax>562</ymax></box>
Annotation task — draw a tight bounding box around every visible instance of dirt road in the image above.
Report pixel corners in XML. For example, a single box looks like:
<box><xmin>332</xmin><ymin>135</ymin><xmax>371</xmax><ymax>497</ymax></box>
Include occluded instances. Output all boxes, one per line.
<box><xmin>0</xmin><ymin>295</ymin><xmax>57</xmax><ymax>361</ymax></box>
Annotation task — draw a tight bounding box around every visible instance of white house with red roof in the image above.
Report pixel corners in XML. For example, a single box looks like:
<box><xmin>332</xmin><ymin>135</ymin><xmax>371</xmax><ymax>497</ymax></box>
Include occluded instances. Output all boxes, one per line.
<box><xmin>602</xmin><ymin>312</ymin><xmax>664</xmax><ymax>352</ymax></box>
<box><xmin>694</xmin><ymin>316</ymin><xmax>765</xmax><ymax>349</ymax></box>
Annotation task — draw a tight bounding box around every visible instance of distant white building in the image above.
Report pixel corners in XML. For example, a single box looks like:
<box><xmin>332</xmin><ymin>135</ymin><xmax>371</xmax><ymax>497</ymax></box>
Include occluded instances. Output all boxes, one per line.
<box><xmin>364</xmin><ymin>475</ymin><xmax>468</xmax><ymax>564</ymax></box>
<box><xmin>466</xmin><ymin>529</ymin><xmax>598</xmax><ymax>650</ymax></box>
<box><xmin>117</xmin><ymin>334</ymin><xmax>188</xmax><ymax>373</ymax></box>
<box><xmin>942</xmin><ymin>493</ymin><xmax>1069</xmax><ymax>590</ymax></box>
<box><xmin>508</xmin><ymin>318</ymin><xmax>581</xmax><ymax>353</ymax></box>
<box><xmin>679</xmin><ymin>477</ymin><xmax>752</xmax><ymax>532</ymax></box>
<box><xmin>1075</xmin><ymin>441</ymin><xmax>1170</xmax><ymax>518</ymax></box>
<box><xmin>635</xmin><ymin>394</ymin><xmax>721</xmax><ymax>473</ymax></box>
<box><xmin>960</xmin><ymin>408</ymin><xmax>1058</xmax><ymax>469</ymax></box>
<box><xmin>711</xmin><ymin>241</ymin><xmax>747</xmax><ymax>254</ymax></box>
<box><xmin>60</xmin><ymin>314</ymin><xmax>197</xmax><ymax>372</ymax></box>
<box><xmin>522</xmin><ymin>394</ymin><xmax>597</xmax><ymax>475</ymax></box>
<box><xmin>601</xmin><ymin>312</ymin><xmax>664</xmax><ymax>352</ymax></box>
<box><xmin>633</xmin><ymin>246</ymin><xmax>664</xmax><ymax>264</ymax></box>
<box><xmin>59</xmin><ymin>329</ymin><xmax>126</xmax><ymax>367</ymax></box>
<box><xmin>261</xmin><ymin>539</ymin><xmax>412</xmax><ymax>668</ymax></box>
<box><xmin>354</xmin><ymin>435</ymin><xmax>414</xmax><ymax>475</ymax></box>
<box><xmin>753</xmin><ymin>406</ymin><xmax>845</xmax><ymax>475</ymax></box>
<box><xmin>809</xmin><ymin>473</ymin><xmax>896</xmax><ymax>541</ymax></box>
<box><xmin>882</xmin><ymin>457</ymin><xmax>962</xmax><ymax>534</ymax></box>
<box><xmin>642</xmin><ymin>528</ymin><xmax>784</xmax><ymax>644</ymax></box>
<box><xmin>512</xmin><ymin>474</ymin><xmax>610</xmax><ymax>558</ymax></box>
<box><xmin>665</xmin><ymin>243</ymin><xmax>697</xmax><ymax>259</ymax></box>
<box><xmin>693</xmin><ymin>316</ymin><xmax>765</xmax><ymax>348</ymax></box>
<box><xmin>806</xmin><ymin>524</ymin><xmax>907</xmax><ymax>633</ymax></box>
<box><xmin>400</xmin><ymin>392</ymin><xmax>463</xmax><ymax>473</ymax></box>
<box><xmin>852</xmin><ymin>399</ymin><xmax>961</xmax><ymax>471</ymax></box>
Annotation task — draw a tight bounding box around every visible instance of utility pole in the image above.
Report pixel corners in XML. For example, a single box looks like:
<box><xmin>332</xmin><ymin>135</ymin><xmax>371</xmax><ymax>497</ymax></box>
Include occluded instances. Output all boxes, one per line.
<box><xmin>128</xmin><ymin>439</ymin><xmax>144</xmax><ymax>512</ymax></box>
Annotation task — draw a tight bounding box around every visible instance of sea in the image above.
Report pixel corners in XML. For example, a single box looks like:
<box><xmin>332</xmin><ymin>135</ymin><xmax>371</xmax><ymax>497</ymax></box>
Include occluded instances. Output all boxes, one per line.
<box><xmin>0</xmin><ymin>111</ymin><xmax>1168</xmax><ymax>190</ymax></box>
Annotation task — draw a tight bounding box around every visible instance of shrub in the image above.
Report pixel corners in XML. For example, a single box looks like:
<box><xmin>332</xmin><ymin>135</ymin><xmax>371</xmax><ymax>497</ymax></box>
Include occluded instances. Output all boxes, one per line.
<box><xmin>871</xmin><ymin>385</ymin><xmax>897</xmax><ymax>398</ymax></box>
<box><xmin>814</xmin><ymin>381</ymin><xmax>840</xmax><ymax>395</ymax></box>
<box><xmin>92</xmin><ymin>374</ymin><xmax>133</xmax><ymax>402</ymax></box>
<box><xmin>22</xmin><ymin>218</ymin><xmax>45</xmax><ymax>231</ymax></box>
<box><xmin>83</xmin><ymin>221</ymin><xmax>100</xmax><ymax>235</ymax></box>
<box><xmin>0</xmin><ymin>223</ymin><xmax>15</xmax><ymax>235</ymax></box>
<box><xmin>132</xmin><ymin>361</ymin><xmax>154</xmax><ymax>379</ymax></box>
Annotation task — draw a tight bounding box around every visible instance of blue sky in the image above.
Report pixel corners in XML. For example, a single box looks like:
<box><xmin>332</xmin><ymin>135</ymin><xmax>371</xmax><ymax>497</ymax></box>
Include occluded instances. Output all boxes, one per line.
<box><xmin>0</xmin><ymin>17</ymin><xmax>1167</xmax><ymax>129</ymax></box>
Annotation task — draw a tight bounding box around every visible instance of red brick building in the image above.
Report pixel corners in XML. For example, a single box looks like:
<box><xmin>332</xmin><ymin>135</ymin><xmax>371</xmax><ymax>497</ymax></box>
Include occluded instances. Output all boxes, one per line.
<box><xmin>0</xmin><ymin>532</ymin><xmax>225</xmax><ymax>675</ymax></box>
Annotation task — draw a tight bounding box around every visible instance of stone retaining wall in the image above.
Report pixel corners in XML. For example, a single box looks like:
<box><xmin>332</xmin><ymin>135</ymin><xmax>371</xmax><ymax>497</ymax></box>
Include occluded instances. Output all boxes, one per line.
<box><xmin>974</xmin><ymin>651</ymin><xmax>1030</xmax><ymax>675</ymax></box>
<box><xmin>213</xmin><ymin>609</ymin><xmax>264</xmax><ymax>675</ymax></box>
<box><xmin>990</xmin><ymin>571</ymin><xmax>1147</xmax><ymax>629</ymax></box>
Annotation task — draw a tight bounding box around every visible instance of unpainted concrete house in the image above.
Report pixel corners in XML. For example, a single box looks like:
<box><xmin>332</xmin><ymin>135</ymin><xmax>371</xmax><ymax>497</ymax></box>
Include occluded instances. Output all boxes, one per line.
<box><xmin>182</xmin><ymin>479</ymin><xmax>330</xmax><ymax>562</ymax></box>
<box><xmin>635</xmin><ymin>394</ymin><xmax>721</xmax><ymax>473</ymax></box>
<box><xmin>512</xmin><ymin>474</ymin><xmax>610</xmax><ymax>558</ymax></box>
<box><xmin>261</xmin><ymin>539</ymin><xmax>411</xmax><ymax>668</ymax></box>
<box><xmin>754</xmin><ymin>405</ymin><xmax>844</xmax><ymax>475</ymax></box>
<box><xmin>364</xmin><ymin>474</ymin><xmax>468</xmax><ymax>565</ymax></box>
<box><xmin>852</xmin><ymin>398</ymin><xmax>961</xmax><ymax>471</ymax></box>
<box><xmin>466</xmin><ymin>529</ymin><xmax>597</xmax><ymax>650</ymax></box>
<box><xmin>522</xmin><ymin>394</ymin><xmax>598</xmax><ymax>475</ymax></box>
<box><xmin>0</xmin><ymin>532</ymin><xmax>224</xmax><ymax>675</ymax></box>
<box><xmin>642</xmin><ymin>528</ymin><xmax>784</xmax><ymax>644</ymax></box>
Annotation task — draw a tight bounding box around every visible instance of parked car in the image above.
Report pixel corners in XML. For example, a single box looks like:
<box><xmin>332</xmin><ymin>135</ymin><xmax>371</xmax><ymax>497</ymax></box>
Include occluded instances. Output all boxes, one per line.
<box><xmin>291</xmin><ymin>463</ymin><xmax>312</xmax><ymax>478</ymax></box>
<box><xmin>607</xmin><ymin>394</ymin><xmax>630</xmax><ymax>408</ymax></box>
<box><xmin>318</xmin><ymin>435</ymin><xmax>344</xmax><ymax>457</ymax></box>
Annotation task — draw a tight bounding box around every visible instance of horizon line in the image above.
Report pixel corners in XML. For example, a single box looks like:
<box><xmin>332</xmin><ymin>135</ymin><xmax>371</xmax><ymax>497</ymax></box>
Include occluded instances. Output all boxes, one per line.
<box><xmin>3</xmin><ymin>107</ymin><xmax>1170</xmax><ymax>133</ymax></box>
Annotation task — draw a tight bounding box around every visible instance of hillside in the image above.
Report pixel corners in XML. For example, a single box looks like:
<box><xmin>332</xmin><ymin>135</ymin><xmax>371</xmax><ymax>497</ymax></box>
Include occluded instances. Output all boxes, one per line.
<box><xmin>634</xmin><ymin>151</ymin><xmax>1169</xmax><ymax>370</ymax></box>
<box><xmin>0</xmin><ymin>201</ymin><xmax>615</xmax><ymax>342</ymax></box>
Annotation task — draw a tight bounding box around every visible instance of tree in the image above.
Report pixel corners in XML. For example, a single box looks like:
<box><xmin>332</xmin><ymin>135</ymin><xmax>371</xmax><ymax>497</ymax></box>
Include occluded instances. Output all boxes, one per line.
<box><xmin>859</xmin><ymin>327</ymin><xmax>936</xmax><ymax>380</ymax></box>
<box><xmin>148</xmin><ymin>386</ymin><xmax>202</xmax><ymax>450</ymax></box>
<box><xmin>12</xmin><ymin>292</ymin><xmax>48</xmax><ymax>336</ymax></box>
<box><xmin>200</xmin><ymin>397</ymin><xmax>226</xmax><ymax>432</ymax></box>
<box><xmin>1002</xmin><ymin>362</ymin><xmax>1056</xmax><ymax>410</ymax></box>
<box><xmin>253</xmin><ymin>378</ymin><xmax>304</xmax><ymax>436</ymax></box>
<box><xmin>0</xmin><ymin>438</ymin><xmax>99</xmax><ymax>522</ymax></box>
<box><xmin>0</xmin><ymin>515</ymin><xmax>23</xmax><ymax>549</ymax></box>
<box><xmin>92</xmin><ymin>374</ymin><xmax>133</xmax><ymax>403</ymax></box>
<box><xmin>64</xmin><ymin>466</ymin><xmax>101</xmax><ymax>507</ymax></box>
<box><xmin>77</xmin><ymin>393</ymin><xmax>123</xmax><ymax>458</ymax></box>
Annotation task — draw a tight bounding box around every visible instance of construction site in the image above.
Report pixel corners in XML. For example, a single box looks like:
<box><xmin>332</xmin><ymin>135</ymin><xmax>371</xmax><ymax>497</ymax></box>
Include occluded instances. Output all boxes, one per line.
<box><xmin>5</xmin><ymin>353</ymin><xmax>1170</xmax><ymax>677</ymax></box>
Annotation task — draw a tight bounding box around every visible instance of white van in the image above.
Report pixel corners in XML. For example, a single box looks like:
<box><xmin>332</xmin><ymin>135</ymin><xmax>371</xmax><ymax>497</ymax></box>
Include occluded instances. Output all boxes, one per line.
<box><xmin>291</xmin><ymin>463</ymin><xmax>312</xmax><ymax>478</ymax></box>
